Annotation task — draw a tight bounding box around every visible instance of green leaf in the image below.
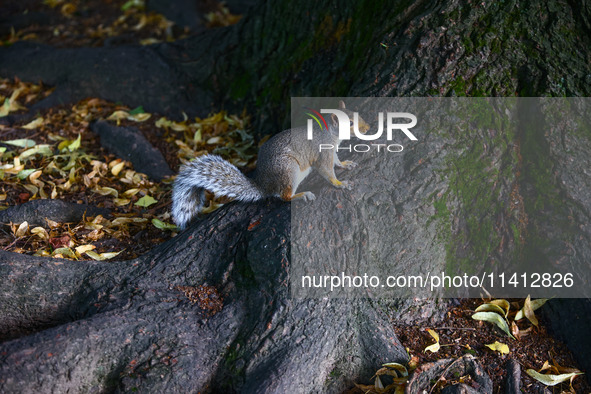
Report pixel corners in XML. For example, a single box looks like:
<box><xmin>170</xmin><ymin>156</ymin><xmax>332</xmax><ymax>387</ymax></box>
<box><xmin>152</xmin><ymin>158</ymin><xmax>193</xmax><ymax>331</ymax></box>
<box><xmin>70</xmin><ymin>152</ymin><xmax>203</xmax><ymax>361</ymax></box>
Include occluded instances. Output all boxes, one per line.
<box><xmin>17</xmin><ymin>169</ymin><xmax>37</xmax><ymax>180</ymax></box>
<box><xmin>2</xmin><ymin>138</ymin><xmax>36</xmax><ymax>148</ymax></box>
<box><xmin>121</xmin><ymin>0</ymin><xmax>142</xmax><ymax>11</ymax></box>
<box><xmin>128</xmin><ymin>106</ymin><xmax>145</xmax><ymax>115</ymax></box>
<box><xmin>68</xmin><ymin>134</ymin><xmax>81</xmax><ymax>152</ymax></box>
<box><xmin>18</xmin><ymin>144</ymin><xmax>53</xmax><ymax>160</ymax></box>
<box><xmin>135</xmin><ymin>195</ymin><xmax>158</xmax><ymax>207</ymax></box>
<box><xmin>152</xmin><ymin>218</ymin><xmax>178</xmax><ymax>230</ymax></box>
<box><xmin>526</xmin><ymin>369</ymin><xmax>583</xmax><ymax>386</ymax></box>
<box><xmin>472</xmin><ymin>311</ymin><xmax>515</xmax><ymax>339</ymax></box>
<box><xmin>0</xmin><ymin>98</ymin><xmax>10</xmax><ymax>117</ymax></box>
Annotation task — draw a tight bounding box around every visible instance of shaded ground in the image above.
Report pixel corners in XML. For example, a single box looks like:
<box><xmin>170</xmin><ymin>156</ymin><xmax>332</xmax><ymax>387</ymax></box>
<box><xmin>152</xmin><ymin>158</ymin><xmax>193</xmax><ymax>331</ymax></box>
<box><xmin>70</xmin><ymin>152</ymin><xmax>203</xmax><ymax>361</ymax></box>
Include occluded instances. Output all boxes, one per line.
<box><xmin>0</xmin><ymin>0</ymin><xmax>590</xmax><ymax>392</ymax></box>
<box><xmin>387</xmin><ymin>299</ymin><xmax>589</xmax><ymax>393</ymax></box>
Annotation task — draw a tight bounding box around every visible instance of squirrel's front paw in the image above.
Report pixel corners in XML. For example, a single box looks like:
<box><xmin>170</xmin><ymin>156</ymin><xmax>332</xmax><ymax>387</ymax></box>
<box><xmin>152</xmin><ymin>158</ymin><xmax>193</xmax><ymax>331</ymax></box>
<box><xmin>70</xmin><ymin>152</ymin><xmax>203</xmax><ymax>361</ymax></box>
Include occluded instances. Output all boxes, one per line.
<box><xmin>340</xmin><ymin>160</ymin><xmax>357</xmax><ymax>170</ymax></box>
<box><xmin>340</xmin><ymin>180</ymin><xmax>354</xmax><ymax>190</ymax></box>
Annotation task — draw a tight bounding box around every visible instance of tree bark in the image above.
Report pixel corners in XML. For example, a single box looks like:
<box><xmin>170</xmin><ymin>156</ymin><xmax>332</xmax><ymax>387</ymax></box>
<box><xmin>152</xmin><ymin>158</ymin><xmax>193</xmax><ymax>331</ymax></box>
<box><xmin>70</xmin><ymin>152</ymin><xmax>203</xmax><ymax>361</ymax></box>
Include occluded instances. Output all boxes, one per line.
<box><xmin>1</xmin><ymin>0</ymin><xmax>591</xmax><ymax>392</ymax></box>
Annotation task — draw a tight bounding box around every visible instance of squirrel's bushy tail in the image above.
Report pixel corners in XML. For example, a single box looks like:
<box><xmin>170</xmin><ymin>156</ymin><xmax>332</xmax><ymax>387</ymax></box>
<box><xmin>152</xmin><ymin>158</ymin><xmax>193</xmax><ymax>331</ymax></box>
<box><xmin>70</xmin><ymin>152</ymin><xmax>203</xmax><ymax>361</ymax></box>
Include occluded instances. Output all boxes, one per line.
<box><xmin>172</xmin><ymin>155</ymin><xmax>263</xmax><ymax>229</ymax></box>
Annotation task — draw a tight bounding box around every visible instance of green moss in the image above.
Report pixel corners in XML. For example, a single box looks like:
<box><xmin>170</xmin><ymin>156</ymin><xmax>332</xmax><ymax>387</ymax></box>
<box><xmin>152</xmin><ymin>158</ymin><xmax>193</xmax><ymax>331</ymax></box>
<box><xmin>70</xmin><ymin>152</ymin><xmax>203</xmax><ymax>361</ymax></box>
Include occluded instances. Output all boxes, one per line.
<box><xmin>429</xmin><ymin>100</ymin><xmax>517</xmax><ymax>274</ymax></box>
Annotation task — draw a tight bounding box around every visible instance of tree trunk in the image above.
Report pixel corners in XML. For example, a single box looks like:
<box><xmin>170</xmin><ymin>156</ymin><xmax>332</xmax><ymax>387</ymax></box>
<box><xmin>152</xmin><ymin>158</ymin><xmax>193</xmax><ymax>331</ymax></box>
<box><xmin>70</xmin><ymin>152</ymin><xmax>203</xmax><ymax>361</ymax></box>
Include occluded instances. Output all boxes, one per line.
<box><xmin>1</xmin><ymin>0</ymin><xmax>590</xmax><ymax>392</ymax></box>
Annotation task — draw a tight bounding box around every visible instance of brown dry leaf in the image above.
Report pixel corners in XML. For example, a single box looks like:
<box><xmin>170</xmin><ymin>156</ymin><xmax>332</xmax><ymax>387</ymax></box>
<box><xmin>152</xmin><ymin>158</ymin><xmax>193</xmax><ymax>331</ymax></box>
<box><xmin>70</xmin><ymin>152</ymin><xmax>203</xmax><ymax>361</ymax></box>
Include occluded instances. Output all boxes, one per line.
<box><xmin>50</xmin><ymin>235</ymin><xmax>71</xmax><ymax>249</ymax></box>
<box><xmin>515</xmin><ymin>298</ymin><xmax>548</xmax><ymax>321</ymax></box>
<box><xmin>522</xmin><ymin>295</ymin><xmax>538</xmax><ymax>327</ymax></box>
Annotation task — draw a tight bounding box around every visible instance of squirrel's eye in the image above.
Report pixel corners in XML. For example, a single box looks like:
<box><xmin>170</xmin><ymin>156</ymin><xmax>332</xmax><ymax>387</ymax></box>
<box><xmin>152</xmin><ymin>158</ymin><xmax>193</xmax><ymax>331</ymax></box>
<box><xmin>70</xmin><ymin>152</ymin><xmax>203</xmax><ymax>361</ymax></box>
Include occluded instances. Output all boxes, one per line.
<box><xmin>349</xmin><ymin>120</ymin><xmax>354</xmax><ymax>126</ymax></box>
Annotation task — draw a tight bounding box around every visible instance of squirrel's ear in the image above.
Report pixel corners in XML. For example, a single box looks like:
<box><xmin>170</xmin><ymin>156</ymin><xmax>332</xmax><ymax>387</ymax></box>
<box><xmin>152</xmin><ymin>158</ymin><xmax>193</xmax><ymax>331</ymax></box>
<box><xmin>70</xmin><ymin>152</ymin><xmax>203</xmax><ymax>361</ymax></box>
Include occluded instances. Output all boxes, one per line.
<box><xmin>330</xmin><ymin>113</ymin><xmax>339</xmax><ymax>127</ymax></box>
<box><xmin>339</xmin><ymin>100</ymin><xmax>346</xmax><ymax>109</ymax></box>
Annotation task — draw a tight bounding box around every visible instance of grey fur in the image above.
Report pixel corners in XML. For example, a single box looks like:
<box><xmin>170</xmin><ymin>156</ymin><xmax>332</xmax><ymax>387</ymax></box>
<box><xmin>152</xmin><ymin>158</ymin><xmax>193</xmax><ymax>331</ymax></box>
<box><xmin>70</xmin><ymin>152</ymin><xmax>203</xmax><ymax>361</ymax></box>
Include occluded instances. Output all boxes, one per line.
<box><xmin>172</xmin><ymin>155</ymin><xmax>263</xmax><ymax>229</ymax></box>
<box><xmin>171</xmin><ymin>102</ymin><xmax>369</xmax><ymax>229</ymax></box>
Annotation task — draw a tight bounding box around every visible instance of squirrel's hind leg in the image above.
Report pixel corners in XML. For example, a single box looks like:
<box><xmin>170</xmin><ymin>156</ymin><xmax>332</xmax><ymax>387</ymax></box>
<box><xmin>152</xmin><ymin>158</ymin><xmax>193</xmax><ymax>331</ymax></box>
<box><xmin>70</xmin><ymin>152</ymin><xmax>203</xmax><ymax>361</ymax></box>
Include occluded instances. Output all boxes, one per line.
<box><xmin>278</xmin><ymin>163</ymin><xmax>315</xmax><ymax>202</ymax></box>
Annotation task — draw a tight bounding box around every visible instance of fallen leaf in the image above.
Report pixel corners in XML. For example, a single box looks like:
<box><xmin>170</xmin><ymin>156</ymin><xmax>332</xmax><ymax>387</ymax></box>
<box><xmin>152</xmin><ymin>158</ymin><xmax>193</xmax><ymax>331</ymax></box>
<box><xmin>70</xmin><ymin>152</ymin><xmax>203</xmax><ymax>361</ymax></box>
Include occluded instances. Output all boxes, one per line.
<box><xmin>31</xmin><ymin>227</ymin><xmax>49</xmax><ymax>239</ymax></box>
<box><xmin>21</xmin><ymin>117</ymin><xmax>44</xmax><ymax>129</ymax></box>
<box><xmin>52</xmin><ymin>247</ymin><xmax>76</xmax><ymax>259</ymax></box>
<box><xmin>424</xmin><ymin>329</ymin><xmax>440</xmax><ymax>353</ymax></box>
<box><xmin>515</xmin><ymin>298</ymin><xmax>548</xmax><ymax>321</ymax></box>
<box><xmin>525</xmin><ymin>369</ymin><xmax>583</xmax><ymax>386</ymax></box>
<box><xmin>50</xmin><ymin>235</ymin><xmax>71</xmax><ymax>249</ymax></box>
<box><xmin>135</xmin><ymin>195</ymin><xmax>157</xmax><ymax>207</ymax></box>
<box><xmin>67</xmin><ymin>134</ymin><xmax>81</xmax><ymax>152</ymax></box>
<box><xmin>86</xmin><ymin>250</ymin><xmax>122</xmax><ymax>261</ymax></box>
<box><xmin>472</xmin><ymin>311</ymin><xmax>515</xmax><ymax>339</ymax></box>
<box><xmin>475</xmin><ymin>303</ymin><xmax>506</xmax><ymax>316</ymax></box>
<box><xmin>152</xmin><ymin>218</ymin><xmax>178</xmax><ymax>230</ymax></box>
<box><xmin>111</xmin><ymin>161</ymin><xmax>126</xmax><ymax>176</ymax></box>
<box><xmin>2</xmin><ymin>138</ymin><xmax>36</xmax><ymax>148</ymax></box>
<box><xmin>15</xmin><ymin>221</ymin><xmax>29</xmax><ymax>237</ymax></box>
<box><xmin>485</xmin><ymin>341</ymin><xmax>510</xmax><ymax>354</ymax></box>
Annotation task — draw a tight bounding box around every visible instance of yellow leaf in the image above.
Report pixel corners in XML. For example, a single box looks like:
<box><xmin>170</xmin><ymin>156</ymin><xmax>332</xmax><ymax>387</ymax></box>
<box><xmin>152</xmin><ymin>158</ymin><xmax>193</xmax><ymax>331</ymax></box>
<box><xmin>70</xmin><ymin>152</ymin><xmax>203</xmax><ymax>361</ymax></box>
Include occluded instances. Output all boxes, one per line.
<box><xmin>424</xmin><ymin>329</ymin><xmax>440</xmax><ymax>353</ymax></box>
<box><xmin>489</xmin><ymin>299</ymin><xmax>511</xmax><ymax>317</ymax></box>
<box><xmin>123</xmin><ymin>188</ymin><xmax>140</xmax><ymax>197</ymax></box>
<box><xmin>67</xmin><ymin>134</ymin><xmax>81</xmax><ymax>152</ymax></box>
<box><xmin>526</xmin><ymin>369</ymin><xmax>583</xmax><ymax>386</ymax></box>
<box><xmin>382</xmin><ymin>363</ymin><xmax>409</xmax><ymax>377</ymax></box>
<box><xmin>52</xmin><ymin>247</ymin><xmax>76</xmax><ymax>259</ymax></box>
<box><xmin>475</xmin><ymin>303</ymin><xmax>506</xmax><ymax>316</ymax></box>
<box><xmin>29</xmin><ymin>169</ymin><xmax>43</xmax><ymax>184</ymax></box>
<box><xmin>107</xmin><ymin>110</ymin><xmax>130</xmax><ymax>121</ymax></box>
<box><xmin>485</xmin><ymin>341</ymin><xmax>510</xmax><ymax>354</ymax></box>
<box><xmin>111</xmin><ymin>161</ymin><xmax>125</xmax><ymax>176</ymax></box>
<box><xmin>31</xmin><ymin>227</ymin><xmax>49</xmax><ymax>239</ymax></box>
<box><xmin>93</xmin><ymin>187</ymin><xmax>119</xmax><ymax>197</ymax></box>
<box><xmin>21</xmin><ymin>117</ymin><xmax>44</xmax><ymax>129</ymax></box>
<box><xmin>86</xmin><ymin>250</ymin><xmax>122</xmax><ymax>261</ymax></box>
<box><xmin>128</xmin><ymin>113</ymin><xmax>151</xmax><ymax>122</ymax></box>
<box><xmin>75</xmin><ymin>244</ymin><xmax>96</xmax><ymax>255</ymax></box>
<box><xmin>114</xmin><ymin>198</ymin><xmax>131</xmax><ymax>206</ymax></box>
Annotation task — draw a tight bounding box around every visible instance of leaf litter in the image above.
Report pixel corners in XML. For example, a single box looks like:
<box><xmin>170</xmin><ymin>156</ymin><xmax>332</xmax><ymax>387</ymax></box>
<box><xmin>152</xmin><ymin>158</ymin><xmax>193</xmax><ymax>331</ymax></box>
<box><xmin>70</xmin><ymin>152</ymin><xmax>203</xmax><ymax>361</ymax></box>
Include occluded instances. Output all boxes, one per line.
<box><xmin>0</xmin><ymin>77</ymin><xmax>255</xmax><ymax>261</ymax></box>
<box><xmin>350</xmin><ymin>299</ymin><xmax>590</xmax><ymax>393</ymax></box>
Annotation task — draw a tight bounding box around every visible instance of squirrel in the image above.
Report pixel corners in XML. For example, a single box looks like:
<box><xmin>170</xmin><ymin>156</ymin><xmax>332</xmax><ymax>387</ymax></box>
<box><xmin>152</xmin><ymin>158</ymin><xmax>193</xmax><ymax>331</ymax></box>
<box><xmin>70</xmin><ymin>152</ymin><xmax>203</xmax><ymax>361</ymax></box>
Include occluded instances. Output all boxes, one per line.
<box><xmin>172</xmin><ymin>101</ymin><xmax>370</xmax><ymax>229</ymax></box>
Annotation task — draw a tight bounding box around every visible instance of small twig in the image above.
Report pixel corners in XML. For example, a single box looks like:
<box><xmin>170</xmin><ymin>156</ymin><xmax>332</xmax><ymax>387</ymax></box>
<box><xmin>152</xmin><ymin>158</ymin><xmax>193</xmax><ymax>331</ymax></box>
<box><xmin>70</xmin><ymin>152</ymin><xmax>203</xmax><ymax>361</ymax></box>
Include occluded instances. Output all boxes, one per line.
<box><xmin>3</xmin><ymin>237</ymin><xmax>19</xmax><ymax>251</ymax></box>
<box><xmin>434</xmin><ymin>326</ymin><xmax>476</xmax><ymax>331</ymax></box>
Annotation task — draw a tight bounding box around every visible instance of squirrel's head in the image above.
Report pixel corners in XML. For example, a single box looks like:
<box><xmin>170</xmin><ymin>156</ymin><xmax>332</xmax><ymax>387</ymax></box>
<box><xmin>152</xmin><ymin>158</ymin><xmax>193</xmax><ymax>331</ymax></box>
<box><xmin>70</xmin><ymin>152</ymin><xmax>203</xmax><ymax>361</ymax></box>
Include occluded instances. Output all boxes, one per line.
<box><xmin>329</xmin><ymin>100</ymin><xmax>370</xmax><ymax>138</ymax></box>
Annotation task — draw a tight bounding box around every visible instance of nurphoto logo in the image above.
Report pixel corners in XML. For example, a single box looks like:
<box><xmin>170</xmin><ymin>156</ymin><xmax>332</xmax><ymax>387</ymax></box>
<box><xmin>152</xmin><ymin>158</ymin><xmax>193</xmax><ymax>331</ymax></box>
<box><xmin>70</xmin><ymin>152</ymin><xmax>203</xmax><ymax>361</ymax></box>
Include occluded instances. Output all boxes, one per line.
<box><xmin>305</xmin><ymin>107</ymin><xmax>418</xmax><ymax>153</ymax></box>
